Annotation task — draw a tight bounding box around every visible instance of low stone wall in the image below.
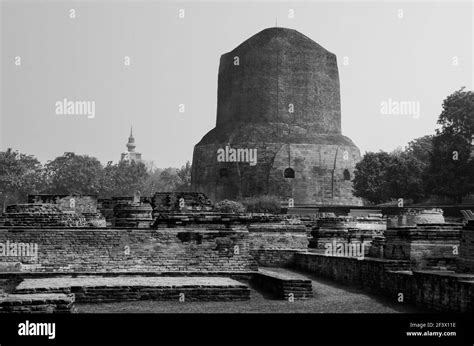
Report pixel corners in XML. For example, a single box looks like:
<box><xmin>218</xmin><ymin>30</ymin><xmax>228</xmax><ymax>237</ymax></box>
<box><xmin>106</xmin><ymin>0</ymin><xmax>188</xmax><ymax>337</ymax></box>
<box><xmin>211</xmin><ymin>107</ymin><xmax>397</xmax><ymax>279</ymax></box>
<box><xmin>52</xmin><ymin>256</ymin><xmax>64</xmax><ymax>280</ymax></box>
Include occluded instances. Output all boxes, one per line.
<box><xmin>15</xmin><ymin>276</ymin><xmax>250</xmax><ymax>302</ymax></box>
<box><xmin>294</xmin><ymin>252</ymin><xmax>474</xmax><ymax>312</ymax></box>
<box><xmin>152</xmin><ymin>212</ymin><xmax>294</xmax><ymax>227</ymax></box>
<box><xmin>0</xmin><ymin>228</ymin><xmax>257</xmax><ymax>272</ymax></box>
<box><xmin>381</xmin><ymin>270</ymin><xmax>474</xmax><ymax>312</ymax></box>
<box><xmin>0</xmin><ymin>293</ymin><xmax>75</xmax><ymax>313</ymax></box>
<box><xmin>295</xmin><ymin>252</ymin><xmax>410</xmax><ymax>289</ymax></box>
<box><xmin>114</xmin><ymin>202</ymin><xmax>153</xmax><ymax>228</ymax></box>
<box><xmin>0</xmin><ymin>204</ymin><xmax>87</xmax><ymax>227</ymax></box>
<box><xmin>247</xmin><ymin>222</ymin><xmax>309</xmax><ymax>267</ymax></box>
<box><xmin>28</xmin><ymin>195</ymin><xmax>98</xmax><ymax>214</ymax></box>
<box><xmin>152</xmin><ymin>192</ymin><xmax>214</xmax><ymax>212</ymax></box>
<box><xmin>247</xmin><ymin>223</ymin><xmax>308</xmax><ymax>249</ymax></box>
<box><xmin>253</xmin><ymin>268</ymin><xmax>313</xmax><ymax>300</ymax></box>
<box><xmin>459</xmin><ymin>220</ymin><xmax>474</xmax><ymax>273</ymax></box>
<box><xmin>82</xmin><ymin>212</ymin><xmax>106</xmax><ymax>228</ymax></box>
<box><xmin>250</xmin><ymin>249</ymin><xmax>300</xmax><ymax>267</ymax></box>
<box><xmin>385</xmin><ymin>208</ymin><xmax>445</xmax><ymax>227</ymax></box>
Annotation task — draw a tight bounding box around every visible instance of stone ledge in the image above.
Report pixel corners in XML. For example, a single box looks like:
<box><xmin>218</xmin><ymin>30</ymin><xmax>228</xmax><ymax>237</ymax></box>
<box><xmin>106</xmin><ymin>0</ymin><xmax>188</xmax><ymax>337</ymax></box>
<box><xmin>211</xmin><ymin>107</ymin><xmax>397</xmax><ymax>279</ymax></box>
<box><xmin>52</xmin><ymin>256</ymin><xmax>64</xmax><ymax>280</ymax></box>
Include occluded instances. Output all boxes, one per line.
<box><xmin>253</xmin><ymin>268</ymin><xmax>313</xmax><ymax>299</ymax></box>
<box><xmin>0</xmin><ymin>293</ymin><xmax>75</xmax><ymax>313</ymax></box>
<box><xmin>15</xmin><ymin>276</ymin><xmax>251</xmax><ymax>303</ymax></box>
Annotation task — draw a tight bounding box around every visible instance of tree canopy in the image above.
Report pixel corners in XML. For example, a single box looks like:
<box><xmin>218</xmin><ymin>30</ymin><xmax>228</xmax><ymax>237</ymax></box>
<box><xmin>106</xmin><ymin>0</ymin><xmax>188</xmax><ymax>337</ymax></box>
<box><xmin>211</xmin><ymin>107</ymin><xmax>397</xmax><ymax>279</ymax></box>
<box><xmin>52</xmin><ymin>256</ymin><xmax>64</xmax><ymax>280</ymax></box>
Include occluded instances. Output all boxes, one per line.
<box><xmin>0</xmin><ymin>149</ymin><xmax>192</xmax><ymax>209</ymax></box>
<box><xmin>353</xmin><ymin>88</ymin><xmax>474</xmax><ymax>205</ymax></box>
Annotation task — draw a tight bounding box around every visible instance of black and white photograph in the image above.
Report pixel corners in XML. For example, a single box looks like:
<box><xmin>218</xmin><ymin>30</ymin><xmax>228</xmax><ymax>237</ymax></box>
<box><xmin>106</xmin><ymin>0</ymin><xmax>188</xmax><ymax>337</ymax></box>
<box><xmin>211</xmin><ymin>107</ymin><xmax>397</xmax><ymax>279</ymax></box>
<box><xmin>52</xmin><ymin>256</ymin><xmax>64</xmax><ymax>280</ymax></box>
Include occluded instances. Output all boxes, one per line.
<box><xmin>0</xmin><ymin>0</ymin><xmax>473</xmax><ymax>344</ymax></box>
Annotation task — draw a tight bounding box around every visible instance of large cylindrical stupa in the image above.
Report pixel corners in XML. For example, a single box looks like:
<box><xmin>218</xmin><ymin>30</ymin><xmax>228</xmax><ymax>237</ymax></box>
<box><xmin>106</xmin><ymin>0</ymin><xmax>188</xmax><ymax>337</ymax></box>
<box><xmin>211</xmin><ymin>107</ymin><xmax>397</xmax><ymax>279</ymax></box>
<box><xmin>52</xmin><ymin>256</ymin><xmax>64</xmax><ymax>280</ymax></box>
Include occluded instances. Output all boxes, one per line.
<box><xmin>191</xmin><ymin>27</ymin><xmax>362</xmax><ymax>206</ymax></box>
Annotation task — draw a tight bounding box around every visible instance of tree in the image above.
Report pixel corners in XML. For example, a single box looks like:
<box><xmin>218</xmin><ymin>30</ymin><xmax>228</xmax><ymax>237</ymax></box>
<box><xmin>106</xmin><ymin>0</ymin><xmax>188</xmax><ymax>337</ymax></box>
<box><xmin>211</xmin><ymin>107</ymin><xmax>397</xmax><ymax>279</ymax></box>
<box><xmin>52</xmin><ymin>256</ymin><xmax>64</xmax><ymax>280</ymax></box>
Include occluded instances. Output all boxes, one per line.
<box><xmin>437</xmin><ymin>87</ymin><xmax>474</xmax><ymax>140</ymax></box>
<box><xmin>0</xmin><ymin>148</ymin><xmax>45</xmax><ymax>209</ymax></box>
<box><xmin>101</xmin><ymin>160</ymin><xmax>149</xmax><ymax>197</ymax></box>
<box><xmin>158</xmin><ymin>168</ymin><xmax>181</xmax><ymax>190</ymax></box>
<box><xmin>424</xmin><ymin>88</ymin><xmax>474</xmax><ymax>203</ymax></box>
<box><xmin>352</xmin><ymin>151</ymin><xmax>393</xmax><ymax>204</ymax></box>
<box><xmin>405</xmin><ymin>135</ymin><xmax>434</xmax><ymax>168</ymax></box>
<box><xmin>175</xmin><ymin>161</ymin><xmax>192</xmax><ymax>191</ymax></box>
<box><xmin>44</xmin><ymin>152</ymin><xmax>104</xmax><ymax>195</ymax></box>
<box><xmin>424</xmin><ymin>132</ymin><xmax>473</xmax><ymax>203</ymax></box>
<box><xmin>142</xmin><ymin>164</ymin><xmax>191</xmax><ymax>195</ymax></box>
<box><xmin>384</xmin><ymin>150</ymin><xmax>426</xmax><ymax>203</ymax></box>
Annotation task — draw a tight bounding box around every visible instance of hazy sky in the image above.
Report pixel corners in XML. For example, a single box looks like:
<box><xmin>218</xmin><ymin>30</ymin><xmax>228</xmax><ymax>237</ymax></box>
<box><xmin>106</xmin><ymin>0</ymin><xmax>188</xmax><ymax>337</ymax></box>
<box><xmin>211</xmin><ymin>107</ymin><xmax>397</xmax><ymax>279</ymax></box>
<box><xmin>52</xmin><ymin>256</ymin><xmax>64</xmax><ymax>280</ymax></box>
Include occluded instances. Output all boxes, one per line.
<box><xmin>1</xmin><ymin>0</ymin><xmax>472</xmax><ymax>167</ymax></box>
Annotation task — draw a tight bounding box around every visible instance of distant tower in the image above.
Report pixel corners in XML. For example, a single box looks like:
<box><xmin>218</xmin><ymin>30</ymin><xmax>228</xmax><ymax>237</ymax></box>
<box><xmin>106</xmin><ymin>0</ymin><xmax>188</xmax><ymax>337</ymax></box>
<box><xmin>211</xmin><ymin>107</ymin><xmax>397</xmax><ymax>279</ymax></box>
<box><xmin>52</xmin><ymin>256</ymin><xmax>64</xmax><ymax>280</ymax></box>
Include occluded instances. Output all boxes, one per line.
<box><xmin>121</xmin><ymin>126</ymin><xmax>142</xmax><ymax>163</ymax></box>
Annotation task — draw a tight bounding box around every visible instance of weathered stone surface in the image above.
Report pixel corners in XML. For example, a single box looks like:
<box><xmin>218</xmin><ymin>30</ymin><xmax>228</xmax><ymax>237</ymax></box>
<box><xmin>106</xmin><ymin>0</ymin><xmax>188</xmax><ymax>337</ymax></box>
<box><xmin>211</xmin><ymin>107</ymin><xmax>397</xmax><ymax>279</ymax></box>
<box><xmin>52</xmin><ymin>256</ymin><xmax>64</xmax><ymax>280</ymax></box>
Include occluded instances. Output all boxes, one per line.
<box><xmin>114</xmin><ymin>202</ymin><xmax>153</xmax><ymax>228</ymax></box>
<box><xmin>247</xmin><ymin>223</ymin><xmax>308</xmax><ymax>248</ymax></box>
<box><xmin>81</xmin><ymin>212</ymin><xmax>106</xmax><ymax>228</ymax></box>
<box><xmin>152</xmin><ymin>192</ymin><xmax>214</xmax><ymax>212</ymax></box>
<box><xmin>15</xmin><ymin>276</ymin><xmax>250</xmax><ymax>302</ymax></box>
<box><xmin>0</xmin><ymin>204</ymin><xmax>87</xmax><ymax>227</ymax></box>
<box><xmin>28</xmin><ymin>195</ymin><xmax>98</xmax><ymax>214</ymax></box>
<box><xmin>459</xmin><ymin>220</ymin><xmax>474</xmax><ymax>273</ymax></box>
<box><xmin>308</xmin><ymin>216</ymin><xmax>385</xmax><ymax>254</ymax></box>
<box><xmin>98</xmin><ymin>197</ymin><xmax>153</xmax><ymax>225</ymax></box>
<box><xmin>383</xmin><ymin>223</ymin><xmax>462</xmax><ymax>269</ymax></box>
<box><xmin>247</xmin><ymin>222</ymin><xmax>309</xmax><ymax>267</ymax></box>
<box><xmin>294</xmin><ymin>252</ymin><xmax>474</xmax><ymax>312</ymax></box>
<box><xmin>250</xmin><ymin>249</ymin><xmax>300</xmax><ymax>267</ymax></box>
<box><xmin>0</xmin><ymin>228</ymin><xmax>257</xmax><ymax>272</ymax></box>
<box><xmin>253</xmin><ymin>268</ymin><xmax>313</xmax><ymax>299</ymax></box>
<box><xmin>192</xmin><ymin>27</ymin><xmax>362</xmax><ymax>205</ymax></box>
<box><xmin>0</xmin><ymin>293</ymin><xmax>75</xmax><ymax>313</ymax></box>
<box><xmin>385</xmin><ymin>208</ymin><xmax>445</xmax><ymax>228</ymax></box>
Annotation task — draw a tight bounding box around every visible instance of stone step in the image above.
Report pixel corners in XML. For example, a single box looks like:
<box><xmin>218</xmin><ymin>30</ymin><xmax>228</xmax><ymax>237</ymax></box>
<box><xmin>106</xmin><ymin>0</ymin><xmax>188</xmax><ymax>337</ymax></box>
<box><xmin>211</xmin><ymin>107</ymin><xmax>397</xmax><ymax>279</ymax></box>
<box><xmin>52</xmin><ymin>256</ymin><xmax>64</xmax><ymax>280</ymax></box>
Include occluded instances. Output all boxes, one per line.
<box><xmin>253</xmin><ymin>268</ymin><xmax>313</xmax><ymax>300</ymax></box>
<box><xmin>0</xmin><ymin>293</ymin><xmax>75</xmax><ymax>313</ymax></box>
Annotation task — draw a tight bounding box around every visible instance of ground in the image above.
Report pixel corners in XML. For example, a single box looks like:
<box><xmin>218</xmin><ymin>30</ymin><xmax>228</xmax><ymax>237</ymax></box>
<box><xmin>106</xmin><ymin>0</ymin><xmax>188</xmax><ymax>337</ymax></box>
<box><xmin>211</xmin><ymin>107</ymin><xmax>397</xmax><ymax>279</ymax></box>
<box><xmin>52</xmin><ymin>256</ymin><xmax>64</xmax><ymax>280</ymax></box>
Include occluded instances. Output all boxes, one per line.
<box><xmin>77</xmin><ymin>269</ymin><xmax>427</xmax><ymax>313</ymax></box>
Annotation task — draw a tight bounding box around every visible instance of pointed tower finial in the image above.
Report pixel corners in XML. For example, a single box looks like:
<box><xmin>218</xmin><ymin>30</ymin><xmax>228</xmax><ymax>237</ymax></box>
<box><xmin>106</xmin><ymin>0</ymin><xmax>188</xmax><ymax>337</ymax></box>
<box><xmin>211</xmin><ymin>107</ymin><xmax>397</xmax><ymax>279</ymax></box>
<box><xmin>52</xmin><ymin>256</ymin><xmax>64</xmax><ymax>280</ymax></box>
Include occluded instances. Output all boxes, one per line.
<box><xmin>130</xmin><ymin>125</ymin><xmax>133</xmax><ymax>138</ymax></box>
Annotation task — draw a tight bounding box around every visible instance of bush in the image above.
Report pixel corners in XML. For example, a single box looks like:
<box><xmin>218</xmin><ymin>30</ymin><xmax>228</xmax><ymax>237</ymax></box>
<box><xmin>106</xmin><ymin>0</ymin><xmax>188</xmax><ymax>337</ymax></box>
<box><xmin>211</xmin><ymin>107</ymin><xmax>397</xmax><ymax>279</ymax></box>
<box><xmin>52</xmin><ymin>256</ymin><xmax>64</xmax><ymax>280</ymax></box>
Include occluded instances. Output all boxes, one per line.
<box><xmin>214</xmin><ymin>199</ymin><xmax>246</xmax><ymax>214</ymax></box>
<box><xmin>242</xmin><ymin>195</ymin><xmax>281</xmax><ymax>214</ymax></box>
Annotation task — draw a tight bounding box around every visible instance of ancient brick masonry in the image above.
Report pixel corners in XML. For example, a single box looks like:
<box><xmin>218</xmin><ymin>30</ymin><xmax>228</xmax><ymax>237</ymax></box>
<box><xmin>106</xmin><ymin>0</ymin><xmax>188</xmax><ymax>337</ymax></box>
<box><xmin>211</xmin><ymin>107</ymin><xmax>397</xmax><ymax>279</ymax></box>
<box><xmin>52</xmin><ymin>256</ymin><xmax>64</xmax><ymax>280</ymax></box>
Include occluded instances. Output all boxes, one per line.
<box><xmin>0</xmin><ymin>204</ymin><xmax>87</xmax><ymax>227</ymax></box>
<box><xmin>383</xmin><ymin>224</ymin><xmax>462</xmax><ymax>269</ymax></box>
<box><xmin>0</xmin><ymin>293</ymin><xmax>75</xmax><ymax>313</ymax></box>
<box><xmin>247</xmin><ymin>221</ymin><xmax>309</xmax><ymax>267</ymax></box>
<box><xmin>28</xmin><ymin>195</ymin><xmax>98</xmax><ymax>213</ymax></box>
<box><xmin>15</xmin><ymin>277</ymin><xmax>250</xmax><ymax>302</ymax></box>
<box><xmin>192</xmin><ymin>27</ymin><xmax>362</xmax><ymax>205</ymax></box>
<box><xmin>99</xmin><ymin>192</ymin><xmax>214</xmax><ymax>226</ymax></box>
<box><xmin>28</xmin><ymin>195</ymin><xmax>106</xmax><ymax>227</ymax></box>
<box><xmin>308</xmin><ymin>215</ymin><xmax>385</xmax><ymax>255</ymax></box>
<box><xmin>0</xmin><ymin>228</ymin><xmax>257</xmax><ymax>272</ymax></box>
<box><xmin>253</xmin><ymin>268</ymin><xmax>313</xmax><ymax>299</ymax></box>
<box><xmin>370</xmin><ymin>208</ymin><xmax>462</xmax><ymax>269</ymax></box>
<box><xmin>114</xmin><ymin>202</ymin><xmax>153</xmax><ymax>228</ymax></box>
<box><xmin>459</xmin><ymin>220</ymin><xmax>474</xmax><ymax>272</ymax></box>
<box><xmin>152</xmin><ymin>192</ymin><xmax>214</xmax><ymax>212</ymax></box>
<box><xmin>385</xmin><ymin>208</ymin><xmax>445</xmax><ymax>227</ymax></box>
<box><xmin>294</xmin><ymin>252</ymin><xmax>474</xmax><ymax>312</ymax></box>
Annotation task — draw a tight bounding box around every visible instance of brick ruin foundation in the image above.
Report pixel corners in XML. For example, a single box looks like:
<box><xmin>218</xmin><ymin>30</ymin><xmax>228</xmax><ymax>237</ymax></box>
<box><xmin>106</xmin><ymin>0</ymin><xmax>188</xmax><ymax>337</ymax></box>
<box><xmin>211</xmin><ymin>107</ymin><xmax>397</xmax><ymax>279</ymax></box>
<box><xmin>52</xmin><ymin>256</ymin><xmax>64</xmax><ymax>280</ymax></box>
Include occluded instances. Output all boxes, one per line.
<box><xmin>308</xmin><ymin>214</ymin><xmax>385</xmax><ymax>256</ymax></box>
<box><xmin>0</xmin><ymin>204</ymin><xmax>87</xmax><ymax>227</ymax></box>
<box><xmin>295</xmin><ymin>207</ymin><xmax>474</xmax><ymax>312</ymax></box>
<box><xmin>382</xmin><ymin>224</ymin><xmax>462</xmax><ymax>269</ymax></box>
<box><xmin>0</xmin><ymin>199</ymin><xmax>473</xmax><ymax>312</ymax></box>
<box><xmin>459</xmin><ymin>220</ymin><xmax>474</xmax><ymax>273</ymax></box>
